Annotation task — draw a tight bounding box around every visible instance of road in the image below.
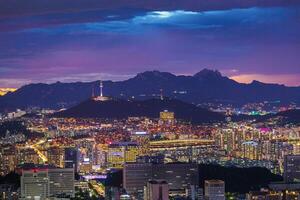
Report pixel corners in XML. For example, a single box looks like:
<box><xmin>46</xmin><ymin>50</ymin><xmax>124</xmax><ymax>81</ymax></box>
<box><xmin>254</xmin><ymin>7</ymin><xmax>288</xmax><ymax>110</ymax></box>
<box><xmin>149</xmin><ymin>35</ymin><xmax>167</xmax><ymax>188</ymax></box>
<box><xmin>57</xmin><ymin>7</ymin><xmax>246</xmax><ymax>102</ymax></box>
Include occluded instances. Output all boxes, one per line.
<box><xmin>30</xmin><ymin>139</ymin><xmax>48</xmax><ymax>163</ymax></box>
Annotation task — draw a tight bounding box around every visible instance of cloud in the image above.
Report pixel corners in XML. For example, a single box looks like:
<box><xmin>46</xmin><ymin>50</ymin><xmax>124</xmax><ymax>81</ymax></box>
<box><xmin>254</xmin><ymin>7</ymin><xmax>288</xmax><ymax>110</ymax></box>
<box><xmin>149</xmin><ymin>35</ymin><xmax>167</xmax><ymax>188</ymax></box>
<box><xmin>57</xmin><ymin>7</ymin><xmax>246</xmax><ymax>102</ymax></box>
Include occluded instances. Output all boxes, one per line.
<box><xmin>0</xmin><ymin>72</ymin><xmax>133</xmax><ymax>88</ymax></box>
<box><xmin>0</xmin><ymin>3</ymin><xmax>299</xmax><ymax>87</ymax></box>
<box><xmin>0</xmin><ymin>78</ymin><xmax>33</xmax><ymax>88</ymax></box>
<box><xmin>0</xmin><ymin>0</ymin><xmax>299</xmax><ymax>31</ymax></box>
<box><xmin>46</xmin><ymin>72</ymin><xmax>133</xmax><ymax>83</ymax></box>
<box><xmin>1</xmin><ymin>0</ymin><xmax>299</xmax><ymax>19</ymax></box>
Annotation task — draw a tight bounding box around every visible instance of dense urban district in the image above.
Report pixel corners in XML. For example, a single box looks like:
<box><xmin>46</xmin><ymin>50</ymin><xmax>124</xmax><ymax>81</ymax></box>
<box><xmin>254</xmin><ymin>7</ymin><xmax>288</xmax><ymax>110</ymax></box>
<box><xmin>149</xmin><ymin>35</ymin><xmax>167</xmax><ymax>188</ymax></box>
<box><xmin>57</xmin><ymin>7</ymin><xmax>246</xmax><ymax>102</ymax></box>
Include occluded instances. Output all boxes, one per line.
<box><xmin>0</xmin><ymin>84</ymin><xmax>300</xmax><ymax>200</ymax></box>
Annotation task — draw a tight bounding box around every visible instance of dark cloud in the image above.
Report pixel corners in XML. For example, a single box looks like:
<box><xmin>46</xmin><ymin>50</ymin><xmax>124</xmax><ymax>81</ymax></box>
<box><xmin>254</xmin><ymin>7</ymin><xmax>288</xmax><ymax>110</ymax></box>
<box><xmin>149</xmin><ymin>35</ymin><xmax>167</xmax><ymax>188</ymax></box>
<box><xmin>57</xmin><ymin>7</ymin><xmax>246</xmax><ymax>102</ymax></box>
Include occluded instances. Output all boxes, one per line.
<box><xmin>1</xmin><ymin>0</ymin><xmax>299</xmax><ymax>18</ymax></box>
<box><xmin>0</xmin><ymin>0</ymin><xmax>299</xmax><ymax>29</ymax></box>
<box><xmin>0</xmin><ymin>1</ymin><xmax>299</xmax><ymax>87</ymax></box>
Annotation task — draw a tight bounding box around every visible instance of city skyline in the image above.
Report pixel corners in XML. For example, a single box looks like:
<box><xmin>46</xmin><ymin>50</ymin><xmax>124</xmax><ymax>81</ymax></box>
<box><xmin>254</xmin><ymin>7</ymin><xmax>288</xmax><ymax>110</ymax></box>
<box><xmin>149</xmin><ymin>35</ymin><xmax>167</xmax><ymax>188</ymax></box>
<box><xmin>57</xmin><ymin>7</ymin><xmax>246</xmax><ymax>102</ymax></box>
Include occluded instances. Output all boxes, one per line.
<box><xmin>0</xmin><ymin>1</ymin><xmax>300</xmax><ymax>88</ymax></box>
<box><xmin>1</xmin><ymin>1</ymin><xmax>300</xmax><ymax>199</ymax></box>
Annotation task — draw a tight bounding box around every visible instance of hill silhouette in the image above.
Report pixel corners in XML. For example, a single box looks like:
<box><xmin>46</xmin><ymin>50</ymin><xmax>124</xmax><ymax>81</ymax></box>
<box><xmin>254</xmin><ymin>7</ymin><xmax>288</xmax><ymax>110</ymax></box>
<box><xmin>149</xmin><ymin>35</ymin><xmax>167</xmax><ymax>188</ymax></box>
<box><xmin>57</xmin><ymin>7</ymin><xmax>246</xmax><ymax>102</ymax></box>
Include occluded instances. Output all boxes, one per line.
<box><xmin>54</xmin><ymin>98</ymin><xmax>225</xmax><ymax>124</ymax></box>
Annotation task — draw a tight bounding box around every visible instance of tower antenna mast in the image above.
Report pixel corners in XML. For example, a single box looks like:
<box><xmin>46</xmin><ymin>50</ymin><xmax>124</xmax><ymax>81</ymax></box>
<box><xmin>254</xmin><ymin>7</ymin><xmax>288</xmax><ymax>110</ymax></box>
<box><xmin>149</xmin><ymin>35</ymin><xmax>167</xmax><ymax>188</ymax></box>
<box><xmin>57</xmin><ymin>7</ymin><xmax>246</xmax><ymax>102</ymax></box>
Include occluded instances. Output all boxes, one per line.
<box><xmin>100</xmin><ymin>81</ymin><xmax>103</xmax><ymax>97</ymax></box>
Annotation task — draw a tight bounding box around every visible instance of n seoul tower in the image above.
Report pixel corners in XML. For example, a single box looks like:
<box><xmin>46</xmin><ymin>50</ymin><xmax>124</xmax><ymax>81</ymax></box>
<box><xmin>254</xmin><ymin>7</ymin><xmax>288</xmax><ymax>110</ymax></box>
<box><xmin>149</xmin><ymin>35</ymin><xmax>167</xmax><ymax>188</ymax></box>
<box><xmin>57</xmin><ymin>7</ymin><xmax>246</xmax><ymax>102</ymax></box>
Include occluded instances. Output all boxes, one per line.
<box><xmin>100</xmin><ymin>81</ymin><xmax>103</xmax><ymax>97</ymax></box>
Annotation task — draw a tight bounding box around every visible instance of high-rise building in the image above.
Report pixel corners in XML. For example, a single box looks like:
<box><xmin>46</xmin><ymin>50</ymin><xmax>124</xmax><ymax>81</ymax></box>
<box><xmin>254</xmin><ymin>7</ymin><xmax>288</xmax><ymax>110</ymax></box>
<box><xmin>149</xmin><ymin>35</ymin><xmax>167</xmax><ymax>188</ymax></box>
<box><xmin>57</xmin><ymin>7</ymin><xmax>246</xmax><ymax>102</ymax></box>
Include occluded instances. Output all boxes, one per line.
<box><xmin>48</xmin><ymin>168</ymin><xmax>75</xmax><ymax>198</ymax></box>
<box><xmin>64</xmin><ymin>147</ymin><xmax>78</xmax><ymax>172</ymax></box>
<box><xmin>17</xmin><ymin>148</ymin><xmax>40</xmax><ymax>166</ymax></box>
<box><xmin>105</xmin><ymin>186</ymin><xmax>121</xmax><ymax>200</ymax></box>
<box><xmin>284</xmin><ymin>154</ymin><xmax>300</xmax><ymax>183</ymax></box>
<box><xmin>144</xmin><ymin>180</ymin><xmax>169</xmax><ymax>200</ymax></box>
<box><xmin>20</xmin><ymin>165</ymin><xmax>75</xmax><ymax>199</ymax></box>
<box><xmin>79</xmin><ymin>157</ymin><xmax>93</xmax><ymax>174</ymax></box>
<box><xmin>186</xmin><ymin>185</ymin><xmax>203</xmax><ymax>200</ymax></box>
<box><xmin>123</xmin><ymin>163</ymin><xmax>199</xmax><ymax>198</ymax></box>
<box><xmin>123</xmin><ymin>163</ymin><xmax>153</xmax><ymax>197</ymax></box>
<box><xmin>242</xmin><ymin>141</ymin><xmax>260</xmax><ymax>160</ymax></box>
<box><xmin>0</xmin><ymin>145</ymin><xmax>17</xmax><ymax>176</ymax></box>
<box><xmin>108</xmin><ymin>142</ymin><xmax>140</xmax><ymax>168</ymax></box>
<box><xmin>204</xmin><ymin>180</ymin><xmax>225</xmax><ymax>200</ymax></box>
<box><xmin>130</xmin><ymin>131</ymin><xmax>150</xmax><ymax>155</ymax></box>
<box><xmin>152</xmin><ymin>163</ymin><xmax>199</xmax><ymax>195</ymax></box>
<box><xmin>159</xmin><ymin>110</ymin><xmax>175</xmax><ymax>125</ymax></box>
<box><xmin>21</xmin><ymin>169</ymin><xmax>49</xmax><ymax>200</ymax></box>
<box><xmin>47</xmin><ymin>147</ymin><xmax>64</xmax><ymax>168</ymax></box>
<box><xmin>223</xmin><ymin>129</ymin><xmax>236</xmax><ymax>153</ymax></box>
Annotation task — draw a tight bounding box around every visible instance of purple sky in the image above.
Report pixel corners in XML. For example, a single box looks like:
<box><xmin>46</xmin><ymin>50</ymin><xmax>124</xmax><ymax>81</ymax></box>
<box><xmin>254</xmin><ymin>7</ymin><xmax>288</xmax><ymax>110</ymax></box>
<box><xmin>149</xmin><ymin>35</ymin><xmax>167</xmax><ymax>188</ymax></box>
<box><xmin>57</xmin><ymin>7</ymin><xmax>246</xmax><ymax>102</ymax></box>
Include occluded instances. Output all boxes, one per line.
<box><xmin>0</xmin><ymin>0</ymin><xmax>300</xmax><ymax>87</ymax></box>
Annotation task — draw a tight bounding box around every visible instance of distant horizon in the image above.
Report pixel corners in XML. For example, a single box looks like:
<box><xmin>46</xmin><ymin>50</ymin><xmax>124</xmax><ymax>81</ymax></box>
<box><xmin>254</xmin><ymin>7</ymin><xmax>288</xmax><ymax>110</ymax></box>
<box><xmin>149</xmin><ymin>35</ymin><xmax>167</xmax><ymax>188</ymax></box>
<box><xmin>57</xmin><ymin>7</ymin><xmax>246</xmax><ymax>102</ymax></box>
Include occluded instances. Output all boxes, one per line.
<box><xmin>0</xmin><ymin>69</ymin><xmax>299</xmax><ymax>92</ymax></box>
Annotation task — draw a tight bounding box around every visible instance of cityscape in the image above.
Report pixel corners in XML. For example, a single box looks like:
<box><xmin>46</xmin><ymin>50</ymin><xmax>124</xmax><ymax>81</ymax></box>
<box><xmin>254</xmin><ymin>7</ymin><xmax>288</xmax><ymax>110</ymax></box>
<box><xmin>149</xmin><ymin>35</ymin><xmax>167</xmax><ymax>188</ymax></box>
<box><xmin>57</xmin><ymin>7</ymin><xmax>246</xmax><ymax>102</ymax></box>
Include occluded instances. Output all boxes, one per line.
<box><xmin>0</xmin><ymin>1</ymin><xmax>300</xmax><ymax>200</ymax></box>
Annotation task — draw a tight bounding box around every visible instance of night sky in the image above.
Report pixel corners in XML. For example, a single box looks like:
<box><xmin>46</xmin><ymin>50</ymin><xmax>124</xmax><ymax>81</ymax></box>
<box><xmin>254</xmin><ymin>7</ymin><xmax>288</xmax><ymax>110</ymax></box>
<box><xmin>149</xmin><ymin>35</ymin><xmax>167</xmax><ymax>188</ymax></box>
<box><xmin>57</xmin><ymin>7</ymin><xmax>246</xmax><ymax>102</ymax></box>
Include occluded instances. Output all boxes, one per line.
<box><xmin>0</xmin><ymin>0</ymin><xmax>300</xmax><ymax>88</ymax></box>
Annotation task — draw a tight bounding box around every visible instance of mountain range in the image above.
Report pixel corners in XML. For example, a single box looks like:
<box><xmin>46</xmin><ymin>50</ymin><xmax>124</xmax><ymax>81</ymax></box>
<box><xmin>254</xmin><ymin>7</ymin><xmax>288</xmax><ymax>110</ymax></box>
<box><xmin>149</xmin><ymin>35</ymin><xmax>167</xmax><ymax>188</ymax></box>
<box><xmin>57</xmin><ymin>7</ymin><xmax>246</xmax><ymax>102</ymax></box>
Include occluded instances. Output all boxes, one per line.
<box><xmin>1</xmin><ymin>69</ymin><xmax>300</xmax><ymax>112</ymax></box>
<box><xmin>54</xmin><ymin>98</ymin><xmax>225</xmax><ymax>124</ymax></box>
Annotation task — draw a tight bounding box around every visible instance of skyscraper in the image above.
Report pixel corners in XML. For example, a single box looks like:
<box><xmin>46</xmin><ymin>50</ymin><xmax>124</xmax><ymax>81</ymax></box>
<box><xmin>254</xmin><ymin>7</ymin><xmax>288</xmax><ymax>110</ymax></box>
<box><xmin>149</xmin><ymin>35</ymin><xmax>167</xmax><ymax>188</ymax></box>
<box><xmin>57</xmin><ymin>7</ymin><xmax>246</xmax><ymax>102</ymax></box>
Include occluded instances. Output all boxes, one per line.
<box><xmin>284</xmin><ymin>154</ymin><xmax>300</xmax><ymax>183</ymax></box>
<box><xmin>204</xmin><ymin>180</ymin><xmax>225</xmax><ymax>200</ymax></box>
<box><xmin>20</xmin><ymin>165</ymin><xmax>75</xmax><ymax>199</ymax></box>
<box><xmin>144</xmin><ymin>180</ymin><xmax>169</xmax><ymax>200</ymax></box>
<box><xmin>186</xmin><ymin>185</ymin><xmax>204</xmax><ymax>200</ymax></box>
<box><xmin>108</xmin><ymin>142</ymin><xmax>139</xmax><ymax>168</ymax></box>
<box><xmin>123</xmin><ymin>163</ymin><xmax>199</xmax><ymax>198</ymax></box>
<box><xmin>123</xmin><ymin>163</ymin><xmax>153</xmax><ymax>197</ymax></box>
<box><xmin>64</xmin><ymin>147</ymin><xmax>78</xmax><ymax>172</ymax></box>
<box><xmin>47</xmin><ymin>147</ymin><xmax>64</xmax><ymax>168</ymax></box>
<box><xmin>21</xmin><ymin>169</ymin><xmax>49</xmax><ymax>199</ymax></box>
<box><xmin>48</xmin><ymin>168</ymin><xmax>75</xmax><ymax>198</ymax></box>
<box><xmin>152</xmin><ymin>163</ymin><xmax>199</xmax><ymax>194</ymax></box>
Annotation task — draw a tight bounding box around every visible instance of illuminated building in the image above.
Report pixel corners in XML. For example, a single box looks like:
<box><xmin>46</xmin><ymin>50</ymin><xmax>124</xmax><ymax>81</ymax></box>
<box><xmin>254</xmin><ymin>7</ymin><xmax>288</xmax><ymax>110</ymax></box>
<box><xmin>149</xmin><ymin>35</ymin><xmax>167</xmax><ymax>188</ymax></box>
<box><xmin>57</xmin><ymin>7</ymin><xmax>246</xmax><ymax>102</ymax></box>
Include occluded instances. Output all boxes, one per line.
<box><xmin>223</xmin><ymin>129</ymin><xmax>236</xmax><ymax>153</ymax></box>
<box><xmin>144</xmin><ymin>180</ymin><xmax>169</xmax><ymax>200</ymax></box>
<box><xmin>47</xmin><ymin>147</ymin><xmax>64</xmax><ymax>168</ymax></box>
<box><xmin>159</xmin><ymin>110</ymin><xmax>175</xmax><ymax>125</ymax></box>
<box><xmin>21</xmin><ymin>169</ymin><xmax>49</xmax><ymax>199</ymax></box>
<box><xmin>17</xmin><ymin>148</ymin><xmax>41</xmax><ymax>165</ymax></box>
<box><xmin>150</xmin><ymin>139</ymin><xmax>216</xmax><ymax>163</ymax></box>
<box><xmin>123</xmin><ymin>163</ymin><xmax>198</xmax><ymax>198</ymax></box>
<box><xmin>204</xmin><ymin>180</ymin><xmax>225</xmax><ymax>200</ymax></box>
<box><xmin>270</xmin><ymin>141</ymin><xmax>293</xmax><ymax>162</ymax></box>
<box><xmin>136</xmin><ymin>155</ymin><xmax>164</xmax><ymax>164</ymax></box>
<box><xmin>20</xmin><ymin>165</ymin><xmax>75</xmax><ymax>199</ymax></box>
<box><xmin>215</xmin><ymin>131</ymin><xmax>224</xmax><ymax>150</ymax></box>
<box><xmin>131</xmin><ymin>131</ymin><xmax>150</xmax><ymax>155</ymax></box>
<box><xmin>284</xmin><ymin>155</ymin><xmax>300</xmax><ymax>183</ymax></box>
<box><xmin>186</xmin><ymin>185</ymin><xmax>203</xmax><ymax>200</ymax></box>
<box><xmin>236</xmin><ymin>130</ymin><xmax>246</xmax><ymax>151</ymax></box>
<box><xmin>152</xmin><ymin>163</ymin><xmax>199</xmax><ymax>195</ymax></box>
<box><xmin>123</xmin><ymin>163</ymin><xmax>153</xmax><ymax>198</ymax></box>
<box><xmin>93</xmin><ymin>144</ymin><xmax>108</xmax><ymax>167</ymax></box>
<box><xmin>108</xmin><ymin>142</ymin><xmax>140</xmax><ymax>168</ymax></box>
<box><xmin>105</xmin><ymin>186</ymin><xmax>121</xmax><ymax>200</ymax></box>
<box><xmin>79</xmin><ymin>157</ymin><xmax>93</xmax><ymax>174</ymax></box>
<box><xmin>0</xmin><ymin>146</ymin><xmax>17</xmax><ymax>176</ymax></box>
<box><xmin>64</xmin><ymin>147</ymin><xmax>78</xmax><ymax>172</ymax></box>
<box><xmin>292</xmin><ymin>143</ymin><xmax>300</xmax><ymax>155</ymax></box>
<box><xmin>242</xmin><ymin>141</ymin><xmax>260</xmax><ymax>160</ymax></box>
<box><xmin>75</xmin><ymin>138</ymin><xmax>95</xmax><ymax>166</ymax></box>
<box><xmin>48</xmin><ymin>168</ymin><xmax>75</xmax><ymax>198</ymax></box>
<box><xmin>74</xmin><ymin>181</ymin><xmax>89</xmax><ymax>192</ymax></box>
